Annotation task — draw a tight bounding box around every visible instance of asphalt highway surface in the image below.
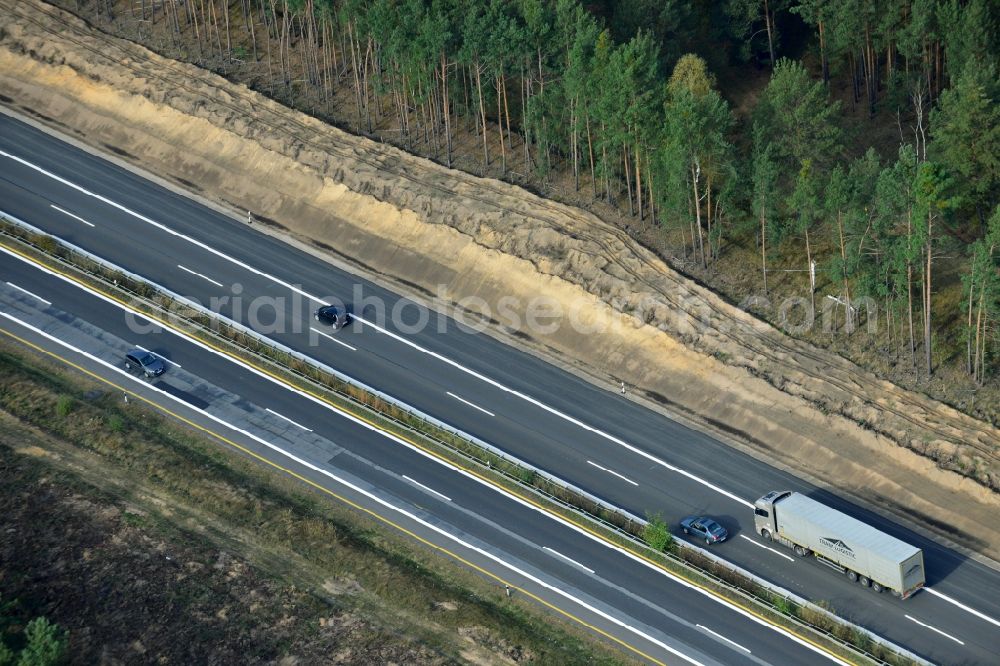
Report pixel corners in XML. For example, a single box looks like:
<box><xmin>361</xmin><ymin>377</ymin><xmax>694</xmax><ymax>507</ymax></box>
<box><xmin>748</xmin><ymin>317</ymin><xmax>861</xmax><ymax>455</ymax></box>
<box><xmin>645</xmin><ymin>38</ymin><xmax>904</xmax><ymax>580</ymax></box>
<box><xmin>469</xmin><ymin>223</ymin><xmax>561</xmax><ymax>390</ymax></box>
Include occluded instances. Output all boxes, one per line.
<box><xmin>3</xmin><ymin>241</ymin><xmax>834</xmax><ymax>666</ymax></box>
<box><xmin>3</xmin><ymin>112</ymin><xmax>999</xmax><ymax>663</ymax></box>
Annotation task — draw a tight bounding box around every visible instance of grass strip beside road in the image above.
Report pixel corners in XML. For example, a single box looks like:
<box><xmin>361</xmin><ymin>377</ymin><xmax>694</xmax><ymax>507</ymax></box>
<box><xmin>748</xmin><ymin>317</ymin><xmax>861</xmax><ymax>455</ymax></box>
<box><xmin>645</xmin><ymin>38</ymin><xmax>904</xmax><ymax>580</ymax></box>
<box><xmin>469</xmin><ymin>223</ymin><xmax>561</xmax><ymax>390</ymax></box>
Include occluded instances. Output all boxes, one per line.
<box><xmin>0</xmin><ymin>218</ymin><xmax>915</xmax><ymax>665</ymax></box>
<box><xmin>0</xmin><ymin>335</ymin><xmax>631</xmax><ymax>664</ymax></box>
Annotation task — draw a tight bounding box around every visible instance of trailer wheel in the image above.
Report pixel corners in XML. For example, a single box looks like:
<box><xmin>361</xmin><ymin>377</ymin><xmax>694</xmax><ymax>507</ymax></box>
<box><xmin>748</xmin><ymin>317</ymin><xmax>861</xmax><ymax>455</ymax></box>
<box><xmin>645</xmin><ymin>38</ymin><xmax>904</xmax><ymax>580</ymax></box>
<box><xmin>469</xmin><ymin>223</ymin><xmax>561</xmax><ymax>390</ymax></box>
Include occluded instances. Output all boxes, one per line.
<box><xmin>760</xmin><ymin>529</ymin><xmax>772</xmax><ymax>542</ymax></box>
<box><xmin>846</xmin><ymin>570</ymin><xmax>859</xmax><ymax>582</ymax></box>
<box><xmin>859</xmin><ymin>576</ymin><xmax>870</xmax><ymax>587</ymax></box>
<box><xmin>871</xmin><ymin>581</ymin><xmax>883</xmax><ymax>593</ymax></box>
<box><xmin>793</xmin><ymin>545</ymin><xmax>808</xmax><ymax>557</ymax></box>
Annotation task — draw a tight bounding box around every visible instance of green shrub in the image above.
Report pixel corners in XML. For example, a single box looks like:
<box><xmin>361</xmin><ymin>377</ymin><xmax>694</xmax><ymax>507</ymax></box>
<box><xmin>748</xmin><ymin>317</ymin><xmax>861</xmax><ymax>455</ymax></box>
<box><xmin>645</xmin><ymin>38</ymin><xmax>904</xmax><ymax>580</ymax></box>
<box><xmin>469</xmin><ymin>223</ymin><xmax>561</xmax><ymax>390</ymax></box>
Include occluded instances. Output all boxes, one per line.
<box><xmin>54</xmin><ymin>396</ymin><xmax>73</xmax><ymax>418</ymax></box>
<box><xmin>516</xmin><ymin>468</ymin><xmax>537</xmax><ymax>485</ymax></box>
<box><xmin>643</xmin><ymin>513</ymin><xmax>674</xmax><ymax>552</ymax></box>
<box><xmin>773</xmin><ymin>595</ymin><xmax>792</xmax><ymax>616</ymax></box>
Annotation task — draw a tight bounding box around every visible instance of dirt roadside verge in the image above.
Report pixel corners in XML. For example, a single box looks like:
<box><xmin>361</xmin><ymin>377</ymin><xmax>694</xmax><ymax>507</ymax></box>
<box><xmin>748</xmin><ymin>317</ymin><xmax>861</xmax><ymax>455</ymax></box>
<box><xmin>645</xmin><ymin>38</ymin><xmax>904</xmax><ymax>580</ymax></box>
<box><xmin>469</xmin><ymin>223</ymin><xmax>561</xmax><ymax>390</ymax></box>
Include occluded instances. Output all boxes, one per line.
<box><xmin>1</xmin><ymin>0</ymin><xmax>998</xmax><ymax>562</ymax></box>
<box><xmin>0</xmin><ymin>336</ymin><xmax>628</xmax><ymax>664</ymax></box>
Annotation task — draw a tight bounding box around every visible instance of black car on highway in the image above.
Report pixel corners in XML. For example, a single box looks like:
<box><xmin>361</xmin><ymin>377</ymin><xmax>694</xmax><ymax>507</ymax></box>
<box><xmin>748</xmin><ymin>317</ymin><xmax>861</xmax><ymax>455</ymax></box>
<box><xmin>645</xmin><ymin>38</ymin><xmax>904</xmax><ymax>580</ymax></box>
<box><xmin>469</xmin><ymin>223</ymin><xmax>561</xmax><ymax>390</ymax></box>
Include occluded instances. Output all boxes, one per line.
<box><xmin>314</xmin><ymin>304</ymin><xmax>350</xmax><ymax>330</ymax></box>
<box><xmin>124</xmin><ymin>348</ymin><xmax>166</xmax><ymax>378</ymax></box>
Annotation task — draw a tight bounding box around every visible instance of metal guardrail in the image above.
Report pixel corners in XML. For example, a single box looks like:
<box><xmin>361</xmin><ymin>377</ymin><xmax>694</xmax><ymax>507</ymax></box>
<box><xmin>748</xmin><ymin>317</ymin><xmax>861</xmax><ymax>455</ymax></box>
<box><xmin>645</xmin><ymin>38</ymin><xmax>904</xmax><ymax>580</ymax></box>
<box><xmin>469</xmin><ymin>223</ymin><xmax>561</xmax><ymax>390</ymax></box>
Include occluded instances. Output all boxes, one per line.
<box><xmin>0</xmin><ymin>211</ymin><xmax>927</xmax><ymax>666</ymax></box>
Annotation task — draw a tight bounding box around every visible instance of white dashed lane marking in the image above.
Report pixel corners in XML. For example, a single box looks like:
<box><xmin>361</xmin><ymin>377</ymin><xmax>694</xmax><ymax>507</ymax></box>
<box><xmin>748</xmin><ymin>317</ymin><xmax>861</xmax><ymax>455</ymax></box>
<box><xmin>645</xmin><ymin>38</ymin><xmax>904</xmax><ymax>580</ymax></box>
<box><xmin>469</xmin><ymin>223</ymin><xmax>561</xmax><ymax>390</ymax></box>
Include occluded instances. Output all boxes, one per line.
<box><xmin>587</xmin><ymin>460</ymin><xmax>639</xmax><ymax>487</ymax></box>
<box><xmin>51</xmin><ymin>204</ymin><xmax>94</xmax><ymax>227</ymax></box>
<box><xmin>265</xmin><ymin>407</ymin><xmax>313</xmax><ymax>432</ymax></box>
<box><xmin>446</xmin><ymin>391</ymin><xmax>495</xmax><ymax>417</ymax></box>
<box><xmin>5</xmin><ymin>281</ymin><xmax>52</xmax><ymax>305</ymax></box>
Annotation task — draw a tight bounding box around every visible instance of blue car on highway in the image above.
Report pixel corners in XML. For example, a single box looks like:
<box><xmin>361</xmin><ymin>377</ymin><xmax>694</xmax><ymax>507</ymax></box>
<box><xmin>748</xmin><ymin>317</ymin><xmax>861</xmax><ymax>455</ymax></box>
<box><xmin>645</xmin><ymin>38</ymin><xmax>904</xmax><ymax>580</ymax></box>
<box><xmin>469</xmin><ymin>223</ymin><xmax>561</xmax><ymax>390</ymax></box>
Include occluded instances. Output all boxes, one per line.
<box><xmin>680</xmin><ymin>516</ymin><xmax>728</xmax><ymax>545</ymax></box>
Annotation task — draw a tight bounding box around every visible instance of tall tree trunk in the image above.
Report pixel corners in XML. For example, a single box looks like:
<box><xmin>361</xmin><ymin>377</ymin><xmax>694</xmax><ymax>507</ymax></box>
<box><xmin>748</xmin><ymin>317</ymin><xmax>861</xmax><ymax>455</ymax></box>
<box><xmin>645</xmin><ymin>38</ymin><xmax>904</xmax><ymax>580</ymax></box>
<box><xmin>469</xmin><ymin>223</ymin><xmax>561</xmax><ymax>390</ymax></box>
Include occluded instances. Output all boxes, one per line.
<box><xmin>935</xmin><ymin>40</ymin><xmax>942</xmax><ymax>95</ymax></box>
<box><xmin>692</xmin><ymin>163</ymin><xmax>705</xmax><ymax>268</ymax></box>
<box><xmin>837</xmin><ymin>210</ymin><xmax>853</xmax><ymax>332</ymax></box>
<box><xmin>805</xmin><ymin>225</ymin><xmax>814</xmax><ymax>313</ymax></box>
<box><xmin>646</xmin><ymin>159</ymin><xmax>655</xmax><ymax>227</ymax></box>
<box><xmin>924</xmin><ymin>212</ymin><xmax>933</xmax><ymax>375</ymax></box>
<box><xmin>760</xmin><ymin>196</ymin><xmax>768</xmax><ymax>296</ymax></box>
<box><xmin>849</xmin><ymin>51</ymin><xmax>860</xmax><ymax>107</ymax></box>
<box><xmin>819</xmin><ymin>21</ymin><xmax>828</xmax><ymax>82</ymax></box>
<box><xmin>586</xmin><ymin>111</ymin><xmax>596</xmax><ymax>199</ymax></box>
<box><xmin>973</xmin><ymin>291</ymin><xmax>984</xmax><ymax>382</ymax></box>
<box><xmin>223</xmin><ymin>0</ymin><xmax>233</xmax><ymax>60</ymax></box>
<box><xmin>475</xmin><ymin>62</ymin><xmax>488</xmax><ymax>170</ymax></box>
<box><xmin>571</xmin><ymin>98</ymin><xmax>579</xmax><ymax>191</ymax></box>
<box><xmin>442</xmin><ymin>53</ymin><xmax>452</xmax><ymax>168</ymax></box>
<box><xmin>263</xmin><ymin>1</ymin><xmax>274</xmax><ymax>93</ymax></box>
<box><xmin>635</xmin><ymin>142</ymin><xmax>642</xmax><ymax>220</ymax></box>
<box><xmin>502</xmin><ymin>73</ymin><xmax>512</xmax><ymax>150</ymax></box>
<box><xmin>248</xmin><ymin>0</ymin><xmax>258</xmax><ymax>61</ymax></box>
<box><xmin>705</xmin><ymin>170</ymin><xmax>712</xmax><ymax>261</ymax></box>
<box><xmin>496</xmin><ymin>74</ymin><xmax>506</xmax><ymax>176</ymax></box>
<box><xmin>348</xmin><ymin>20</ymin><xmax>362</xmax><ymax>128</ymax></box>
<box><xmin>763</xmin><ymin>0</ymin><xmax>775</xmax><ymax>67</ymax></box>
<box><xmin>600</xmin><ymin>122</ymin><xmax>610</xmax><ymax>201</ymax></box>
<box><xmin>623</xmin><ymin>145</ymin><xmax>634</xmax><ymax>217</ymax></box>
<box><xmin>906</xmin><ymin>207</ymin><xmax>916</xmax><ymax>369</ymax></box>
<box><xmin>967</xmin><ymin>259</ymin><xmax>977</xmax><ymax>375</ymax></box>
<box><xmin>522</xmin><ymin>61</ymin><xmax>530</xmax><ymax>172</ymax></box>
<box><xmin>461</xmin><ymin>64</ymin><xmax>470</xmax><ymax>129</ymax></box>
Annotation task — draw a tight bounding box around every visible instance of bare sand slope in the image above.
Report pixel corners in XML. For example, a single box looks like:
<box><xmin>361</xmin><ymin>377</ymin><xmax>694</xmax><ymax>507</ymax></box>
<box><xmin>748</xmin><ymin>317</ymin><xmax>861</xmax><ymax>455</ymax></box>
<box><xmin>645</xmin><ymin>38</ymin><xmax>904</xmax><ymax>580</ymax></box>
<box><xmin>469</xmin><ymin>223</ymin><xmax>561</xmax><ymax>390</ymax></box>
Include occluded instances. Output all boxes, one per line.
<box><xmin>2</xmin><ymin>1</ymin><xmax>998</xmax><ymax>558</ymax></box>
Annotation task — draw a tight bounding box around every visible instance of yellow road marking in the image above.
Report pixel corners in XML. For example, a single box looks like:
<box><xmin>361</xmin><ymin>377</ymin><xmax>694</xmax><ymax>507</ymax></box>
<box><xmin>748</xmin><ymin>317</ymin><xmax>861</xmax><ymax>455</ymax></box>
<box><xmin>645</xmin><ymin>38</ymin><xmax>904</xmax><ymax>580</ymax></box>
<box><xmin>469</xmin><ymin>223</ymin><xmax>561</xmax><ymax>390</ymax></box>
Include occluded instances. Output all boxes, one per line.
<box><xmin>1</xmin><ymin>238</ymin><xmax>857</xmax><ymax>664</ymax></box>
<box><xmin>0</xmin><ymin>330</ymin><xmax>667</xmax><ymax>664</ymax></box>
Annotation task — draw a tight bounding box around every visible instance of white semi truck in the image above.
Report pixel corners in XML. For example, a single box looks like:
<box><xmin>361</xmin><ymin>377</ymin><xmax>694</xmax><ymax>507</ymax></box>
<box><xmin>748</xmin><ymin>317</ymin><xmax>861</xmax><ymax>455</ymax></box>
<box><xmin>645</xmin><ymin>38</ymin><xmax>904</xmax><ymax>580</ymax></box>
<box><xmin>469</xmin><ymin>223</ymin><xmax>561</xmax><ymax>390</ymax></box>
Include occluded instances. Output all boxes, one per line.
<box><xmin>753</xmin><ymin>491</ymin><xmax>925</xmax><ymax>599</ymax></box>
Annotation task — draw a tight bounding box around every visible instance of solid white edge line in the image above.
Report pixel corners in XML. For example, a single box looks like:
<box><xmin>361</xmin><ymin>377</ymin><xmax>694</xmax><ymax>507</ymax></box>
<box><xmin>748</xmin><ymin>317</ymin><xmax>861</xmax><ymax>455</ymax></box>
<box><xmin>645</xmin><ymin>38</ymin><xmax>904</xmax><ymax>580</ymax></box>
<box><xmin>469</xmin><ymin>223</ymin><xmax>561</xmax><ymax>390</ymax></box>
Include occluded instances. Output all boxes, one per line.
<box><xmin>402</xmin><ymin>475</ymin><xmax>452</xmax><ymax>502</ymax></box>
<box><xmin>543</xmin><ymin>546</ymin><xmax>596</xmax><ymax>574</ymax></box>
<box><xmin>310</xmin><ymin>327</ymin><xmax>357</xmax><ymax>351</ymax></box>
<box><xmin>265</xmin><ymin>407</ymin><xmax>313</xmax><ymax>432</ymax></box>
<box><xmin>924</xmin><ymin>587</ymin><xmax>1000</xmax><ymax>628</ymax></box>
<box><xmin>0</xmin><ymin>222</ymin><xmax>859</xmax><ymax>665</ymax></box>
<box><xmin>0</xmin><ymin>161</ymin><xmax>912</xmax><ymax>663</ymax></box>
<box><xmin>0</xmin><ymin>247</ymin><xmax>859</xmax><ymax>664</ymax></box>
<box><xmin>7</xmin><ymin>149</ymin><xmax>755</xmax><ymax>512</ymax></box>
<box><xmin>739</xmin><ymin>535</ymin><xmax>796</xmax><ymax>563</ymax></box>
<box><xmin>50</xmin><ymin>204</ymin><xmax>94</xmax><ymax>227</ymax></box>
<box><xmin>357</xmin><ymin>314</ymin><xmax>754</xmax><ymax>508</ymax></box>
<box><xmin>696</xmin><ymin>624</ymin><xmax>751</xmax><ymax>653</ymax></box>
<box><xmin>446</xmin><ymin>391</ymin><xmax>495</xmax><ymax>417</ymax></box>
<box><xmin>5</xmin><ymin>281</ymin><xmax>52</xmax><ymax>305</ymax></box>
<box><xmin>904</xmin><ymin>615</ymin><xmax>965</xmax><ymax>646</ymax></box>
<box><xmin>0</xmin><ymin>151</ymin><xmax>317</xmax><ymax>299</ymax></box>
<box><xmin>0</xmin><ymin>164</ymin><xmax>946</xmax><ymax>664</ymax></box>
<box><xmin>0</xmin><ymin>308</ymin><xmax>704</xmax><ymax>666</ymax></box>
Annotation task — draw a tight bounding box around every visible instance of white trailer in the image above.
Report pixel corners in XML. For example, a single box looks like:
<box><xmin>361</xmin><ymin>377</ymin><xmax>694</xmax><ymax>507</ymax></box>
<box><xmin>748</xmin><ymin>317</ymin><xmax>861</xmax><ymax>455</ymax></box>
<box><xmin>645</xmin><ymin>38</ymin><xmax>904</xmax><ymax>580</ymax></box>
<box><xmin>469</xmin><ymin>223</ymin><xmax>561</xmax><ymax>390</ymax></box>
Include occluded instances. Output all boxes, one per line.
<box><xmin>753</xmin><ymin>491</ymin><xmax>925</xmax><ymax>599</ymax></box>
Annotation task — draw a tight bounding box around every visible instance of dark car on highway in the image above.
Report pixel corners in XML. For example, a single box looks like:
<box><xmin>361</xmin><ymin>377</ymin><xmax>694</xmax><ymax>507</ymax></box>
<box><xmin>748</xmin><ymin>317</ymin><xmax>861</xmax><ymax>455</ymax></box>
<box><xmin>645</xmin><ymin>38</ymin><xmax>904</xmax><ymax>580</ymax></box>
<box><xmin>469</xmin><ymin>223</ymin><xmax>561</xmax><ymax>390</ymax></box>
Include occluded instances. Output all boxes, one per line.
<box><xmin>314</xmin><ymin>304</ymin><xmax>350</xmax><ymax>330</ymax></box>
<box><xmin>124</xmin><ymin>349</ymin><xmax>166</xmax><ymax>378</ymax></box>
<box><xmin>680</xmin><ymin>516</ymin><xmax>728</xmax><ymax>545</ymax></box>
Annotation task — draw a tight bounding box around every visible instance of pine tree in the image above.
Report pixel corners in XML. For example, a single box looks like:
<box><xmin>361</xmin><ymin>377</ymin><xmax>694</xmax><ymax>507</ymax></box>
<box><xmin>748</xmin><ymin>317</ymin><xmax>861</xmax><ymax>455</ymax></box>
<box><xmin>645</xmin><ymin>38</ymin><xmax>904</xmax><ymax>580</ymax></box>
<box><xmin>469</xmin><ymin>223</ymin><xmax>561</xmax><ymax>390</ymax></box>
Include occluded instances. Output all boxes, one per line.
<box><xmin>15</xmin><ymin>618</ymin><xmax>66</xmax><ymax>666</ymax></box>
<box><xmin>929</xmin><ymin>66</ymin><xmax>1000</xmax><ymax>223</ymax></box>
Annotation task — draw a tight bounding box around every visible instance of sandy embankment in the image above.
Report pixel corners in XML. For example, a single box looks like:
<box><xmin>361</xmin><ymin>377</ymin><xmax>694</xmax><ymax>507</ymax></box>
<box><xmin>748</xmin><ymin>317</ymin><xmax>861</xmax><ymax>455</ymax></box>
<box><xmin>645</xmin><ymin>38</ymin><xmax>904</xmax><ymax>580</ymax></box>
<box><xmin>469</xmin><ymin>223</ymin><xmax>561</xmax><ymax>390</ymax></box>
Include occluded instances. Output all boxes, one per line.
<box><xmin>2</xmin><ymin>0</ymin><xmax>998</xmax><ymax>560</ymax></box>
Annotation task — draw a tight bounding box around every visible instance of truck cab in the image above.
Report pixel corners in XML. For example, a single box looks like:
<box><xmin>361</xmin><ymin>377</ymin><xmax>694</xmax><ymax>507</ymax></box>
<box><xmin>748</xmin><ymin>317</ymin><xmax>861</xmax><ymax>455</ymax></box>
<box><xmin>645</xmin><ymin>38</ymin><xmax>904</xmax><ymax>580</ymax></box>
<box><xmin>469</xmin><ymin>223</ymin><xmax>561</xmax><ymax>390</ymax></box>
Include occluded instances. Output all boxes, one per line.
<box><xmin>753</xmin><ymin>490</ymin><xmax>789</xmax><ymax>539</ymax></box>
